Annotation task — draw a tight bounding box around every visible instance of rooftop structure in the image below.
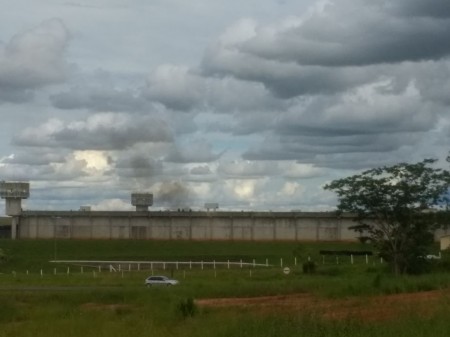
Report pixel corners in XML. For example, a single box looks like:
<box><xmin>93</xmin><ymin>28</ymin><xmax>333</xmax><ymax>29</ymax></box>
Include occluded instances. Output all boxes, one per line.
<box><xmin>131</xmin><ymin>193</ymin><xmax>153</xmax><ymax>212</ymax></box>
<box><xmin>0</xmin><ymin>181</ymin><xmax>29</xmax><ymax>216</ymax></box>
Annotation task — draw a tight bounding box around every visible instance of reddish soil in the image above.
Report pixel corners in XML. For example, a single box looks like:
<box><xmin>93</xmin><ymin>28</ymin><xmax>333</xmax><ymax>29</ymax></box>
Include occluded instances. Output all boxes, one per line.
<box><xmin>196</xmin><ymin>290</ymin><xmax>450</xmax><ymax>322</ymax></box>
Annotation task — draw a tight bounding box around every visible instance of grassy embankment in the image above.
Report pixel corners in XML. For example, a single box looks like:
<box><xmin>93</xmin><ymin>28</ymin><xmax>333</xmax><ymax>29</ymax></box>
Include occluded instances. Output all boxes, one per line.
<box><xmin>1</xmin><ymin>239</ymin><xmax>450</xmax><ymax>337</ymax></box>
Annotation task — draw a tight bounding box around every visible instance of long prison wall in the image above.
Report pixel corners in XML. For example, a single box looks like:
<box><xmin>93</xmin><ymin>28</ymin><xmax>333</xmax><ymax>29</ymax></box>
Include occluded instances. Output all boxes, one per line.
<box><xmin>16</xmin><ymin>211</ymin><xmax>360</xmax><ymax>241</ymax></box>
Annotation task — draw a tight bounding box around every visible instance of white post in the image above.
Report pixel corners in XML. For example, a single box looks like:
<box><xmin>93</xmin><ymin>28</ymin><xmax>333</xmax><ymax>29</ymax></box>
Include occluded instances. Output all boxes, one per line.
<box><xmin>98</xmin><ymin>265</ymin><xmax>101</xmax><ymax>273</ymax></box>
<box><xmin>380</xmin><ymin>257</ymin><xmax>383</xmax><ymax>264</ymax></box>
<box><xmin>128</xmin><ymin>264</ymin><xmax>131</xmax><ymax>272</ymax></box>
<box><xmin>253</xmin><ymin>259</ymin><xmax>256</xmax><ymax>268</ymax></box>
<box><xmin>227</xmin><ymin>260</ymin><xmax>230</xmax><ymax>269</ymax></box>
<box><xmin>137</xmin><ymin>263</ymin><xmax>140</xmax><ymax>271</ymax></box>
<box><xmin>176</xmin><ymin>262</ymin><xmax>179</xmax><ymax>270</ymax></box>
<box><xmin>294</xmin><ymin>257</ymin><xmax>297</xmax><ymax>266</ymax></box>
<box><xmin>365</xmin><ymin>254</ymin><xmax>368</xmax><ymax>264</ymax></box>
<box><xmin>336</xmin><ymin>256</ymin><xmax>339</xmax><ymax>265</ymax></box>
<box><xmin>240</xmin><ymin>259</ymin><xmax>243</xmax><ymax>268</ymax></box>
<box><xmin>213</xmin><ymin>260</ymin><xmax>216</xmax><ymax>269</ymax></box>
<box><xmin>190</xmin><ymin>261</ymin><xmax>192</xmax><ymax>269</ymax></box>
<box><xmin>351</xmin><ymin>254</ymin><xmax>354</xmax><ymax>264</ymax></box>
<box><xmin>40</xmin><ymin>269</ymin><xmax>43</xmax><ymax>277</ymax></box>
<box><xmin>266</xmin><ymin>258</ymin><xmax>268</xmax><ymax>267</ymax></box>
<box><xmin>81</xmin><ymin>266</ymin><xmax>84</xmax><ymax>274</ymax></box>
<box><xmin>308</xmin><ymin>255</ymin><xmax>311</xmax><ymax>262</ymax></box>
<box><xmin>201</xmin><ymin>261</ymin><xmax>204</xmax><ymax>270</ymax></box>
<box><xmin>151</xmin><ymin>263</ymin><xmax>153</xmax><ymax>271</ymax></box>
<box><xmin>280</xmin><ymin>258</ymin><xmax>283</xmax><ymax>267</ymax></box>
<box><xmin>67</xmin><ymin>267</ymin><xmax>70</xmax><ymax>275</ymax></box>
<box><xmin>163</xmin><ymin>262</ymin><xmax>166</xmax><ymax>270</ymax></box>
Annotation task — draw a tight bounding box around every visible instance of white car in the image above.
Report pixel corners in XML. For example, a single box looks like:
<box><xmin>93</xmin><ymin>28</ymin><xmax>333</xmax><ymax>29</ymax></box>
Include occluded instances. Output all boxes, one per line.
<box><xmin>145</xmin><ymin>275</ymin><xmax>179</xmax><ymax>286</ymax></box>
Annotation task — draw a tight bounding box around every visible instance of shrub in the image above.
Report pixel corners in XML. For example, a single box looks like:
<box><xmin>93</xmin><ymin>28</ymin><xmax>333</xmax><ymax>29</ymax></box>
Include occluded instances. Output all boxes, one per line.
<box><xmin>0</xmin><ymin>248</ymin><xmax>6</xmax><ymax>263</ymax></box>
<box><xmin>177</xmin><ymin>298</ymin><xmax>197</xmax><ymax>319</ymax></box>
<box><xmin>302</xmin><ymin>261</ymin><xmax>316</xmax><ymax>274</ymax></box>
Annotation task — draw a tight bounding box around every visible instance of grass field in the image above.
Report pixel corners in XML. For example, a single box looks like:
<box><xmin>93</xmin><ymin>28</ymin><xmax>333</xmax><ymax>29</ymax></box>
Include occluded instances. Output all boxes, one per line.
<box><xmin>1</xmin><ymin>239</ymin><xmax>450</xmax><ymax>336</ymax></box>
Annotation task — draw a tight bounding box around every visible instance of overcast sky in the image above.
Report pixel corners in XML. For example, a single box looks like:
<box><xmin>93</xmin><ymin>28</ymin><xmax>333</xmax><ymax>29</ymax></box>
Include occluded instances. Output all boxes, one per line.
<box><xmin>1</xmin><ymin>0</ymin><xmax>450</xmax><ymax>214</ymax></box>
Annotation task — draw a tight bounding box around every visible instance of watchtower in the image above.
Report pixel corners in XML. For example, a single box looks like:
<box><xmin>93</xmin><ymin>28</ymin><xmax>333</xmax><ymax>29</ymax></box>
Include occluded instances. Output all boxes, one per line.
<box><xmin>131</xmin><ymin>193</ymin><xmax>153</xmax><ymax>212</ymax></box>
<box><xmin>0</xmin><ymin>181</ymin><xmax>30</xmax><ymax>239</ymax></box>
<box><xmin>0</xmin><ymin>181</ymin><xmax>29</xmax><ymax>215</ymax></box>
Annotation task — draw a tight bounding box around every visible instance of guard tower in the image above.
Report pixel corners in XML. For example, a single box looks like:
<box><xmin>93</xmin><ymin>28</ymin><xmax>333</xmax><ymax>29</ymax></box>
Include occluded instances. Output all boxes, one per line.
<box><xmin>0</xmin><ymin>181</ymin><xmax>30</xmax><ymax>239</ymax></box>
<box><xmin>131</xmin><ymin>193</ymin><xmax>153</xmax><ymax>212</ymax></box>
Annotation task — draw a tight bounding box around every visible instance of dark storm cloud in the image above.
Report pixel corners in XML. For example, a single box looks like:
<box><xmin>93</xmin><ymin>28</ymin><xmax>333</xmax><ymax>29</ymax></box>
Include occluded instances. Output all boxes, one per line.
<box><xmin>12</xmin><ymin>113</ymin><xmax>173</xmax><ymax>150</ymax></box>
<box><xmin>242</xmin><ymin>84</ymin><xmax>434</xmax><ymax>165</ymax></box>
<box><xmin>391</xmin><ymin>0</ymin><xmax>450</xmax><ymax>18</ymax></box>
<box><xmin>115</xmin><ymin>154</ymin><xmax>163</xmax><ymax>178</ymax></box>
<box><xmin>155</xmin><ymin>181</ymin><xmax>192</xmax><ymax>208</ymax></box>
<box><xmin>241</xmin><ymin>1</ymin><xmax>450</xmax><ymax>67</ymax></box>
<box><xmin>243</xmin><ymin>132</ymin><xmax>423</xmax><ymax>164</ymax></box>
<box><xmin>0</xmin><ymin>18</ymin><xmax>69</xmax><ymax>103</ymax></box>
<box><xmin>202</xmin><ymin>1</ymin><xmax>450</xmax><ymax>99</ymax></box>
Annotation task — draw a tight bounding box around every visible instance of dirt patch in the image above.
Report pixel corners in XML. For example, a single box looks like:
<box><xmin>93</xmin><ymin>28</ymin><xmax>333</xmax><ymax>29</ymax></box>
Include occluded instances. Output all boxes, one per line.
<box><xmin>196</xmin><ymin>290</ymin><xmax>449</xmax><ymax>322</ymax></box>
<box><xmin>80</xmin><ymin>302</ymin><xmax>134</xmax><ymax>312</ymax></box>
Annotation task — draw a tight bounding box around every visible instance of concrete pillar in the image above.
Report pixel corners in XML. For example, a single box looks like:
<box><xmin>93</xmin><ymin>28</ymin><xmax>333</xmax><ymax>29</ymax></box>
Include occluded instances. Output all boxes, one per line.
<box><xmin>11</xmin><ymin>217</ymin><xmax>19</xmax><ymax>239</ymax></box>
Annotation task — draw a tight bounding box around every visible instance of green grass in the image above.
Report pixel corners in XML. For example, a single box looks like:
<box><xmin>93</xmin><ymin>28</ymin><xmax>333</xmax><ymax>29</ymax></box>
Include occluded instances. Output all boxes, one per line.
<box><xmin>1</xmin><ymin>239</ymin><xmax>450</xmax><ymax>337</ymax></box>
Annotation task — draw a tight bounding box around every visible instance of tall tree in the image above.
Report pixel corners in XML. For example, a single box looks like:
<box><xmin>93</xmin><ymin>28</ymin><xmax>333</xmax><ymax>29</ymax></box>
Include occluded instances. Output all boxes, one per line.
<box><xmin>324</xmin><ymin>159</ymin><xmax>450</xmax><ymax>275</ymax></box>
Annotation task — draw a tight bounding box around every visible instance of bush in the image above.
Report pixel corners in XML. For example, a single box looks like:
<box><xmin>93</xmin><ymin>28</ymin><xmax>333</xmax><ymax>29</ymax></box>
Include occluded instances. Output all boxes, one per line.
<box><xmin>302</xmin><ymin>261</ymin><xmax>316</xmax><ymax>274</ymax></box>
<box><xmin>0</xmin><ymin>248</ymin><xmax>7</xmax><ymax>263</ymax></box>
<box><xmin>177</xmin><ymin>298</ymin><xmax>197</xmax><ymax>319</ymax></box>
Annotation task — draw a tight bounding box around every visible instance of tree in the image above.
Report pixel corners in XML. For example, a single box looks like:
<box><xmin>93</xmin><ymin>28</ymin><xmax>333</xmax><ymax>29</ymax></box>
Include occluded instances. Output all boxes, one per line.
<box><xmin>324</xmin><ymin>159</ymin><xmax>450</xmax><ymax>275</ymax></box>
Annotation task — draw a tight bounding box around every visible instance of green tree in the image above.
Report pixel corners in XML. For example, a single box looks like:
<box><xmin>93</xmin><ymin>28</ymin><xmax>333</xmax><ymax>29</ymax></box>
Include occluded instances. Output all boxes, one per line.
<box><xmin>324</xmin><ymin>159</ymin><xmax>450</xmax><ymax>275</ymax></box>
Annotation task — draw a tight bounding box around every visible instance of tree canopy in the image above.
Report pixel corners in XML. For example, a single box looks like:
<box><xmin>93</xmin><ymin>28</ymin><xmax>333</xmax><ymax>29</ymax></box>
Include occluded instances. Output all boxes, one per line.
<box><xmin>324</xmin><ymin>159</ymin><xmax>450</xmax><ymax>274</ymax></box>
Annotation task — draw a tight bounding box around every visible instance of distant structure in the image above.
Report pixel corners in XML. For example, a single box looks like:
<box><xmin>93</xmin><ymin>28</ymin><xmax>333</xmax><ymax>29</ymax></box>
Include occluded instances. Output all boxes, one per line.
<box><xmin>1</xmin><ymin>181</ymin><xmax>450</xmax><ymax>242</ymax></box>
<box><xmin>0</xmin><ymin>181</ymin><xmax>29</xmax><ymax>239</ymax></box>
<box><xmin>205</xmin><ymin>203</ymin><xmax>219</xmax><ymax>211</ymax></box>
<box><xmin>131</xmin><ymin>193</ymin><xmax>153</xmax><ymax>212</ymax></box>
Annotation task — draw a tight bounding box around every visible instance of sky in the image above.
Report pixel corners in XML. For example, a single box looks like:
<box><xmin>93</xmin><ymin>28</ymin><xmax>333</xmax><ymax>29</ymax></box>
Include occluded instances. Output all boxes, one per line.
<box><xmin>1</xmin><ymin>0</ymin><xmax>450</xmax><ymax>214</ymax></box>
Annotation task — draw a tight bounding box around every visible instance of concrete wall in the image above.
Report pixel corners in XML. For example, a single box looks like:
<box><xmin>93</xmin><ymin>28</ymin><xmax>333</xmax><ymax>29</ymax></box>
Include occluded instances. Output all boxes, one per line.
<box><xmin>16</xmin><ymin>211</ymin><xmax>361</xmax><ymax>241</ymax></box>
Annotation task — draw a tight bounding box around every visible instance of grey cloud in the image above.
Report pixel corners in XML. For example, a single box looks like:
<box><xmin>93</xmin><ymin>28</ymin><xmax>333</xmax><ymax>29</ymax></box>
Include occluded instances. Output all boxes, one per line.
<box><xmin>13</xmin><ymin>113</ymin><xmax>173</xmax><ymax>150</ymax></box>
<box><xmin>165</xmin><ymin>140</ymin><xmax>224</xmax><ymax>163</ymax></box>
<box><xmin>1</xmin><ymin>151</ymin><xmax>66</xmax><ymax>166</ymax></box>
<box><xmin>115</xmin><ymin>154</ymin><xmax>163</xmax><ymax>178</ymax></box>
<box><xmin>242</xmin><ymin>1</ymin><xmax>450</xmax><ymax>67</ymax></box>
<box><xmin>276</xmin><ymin>96</ymin><xmax>436</xmax><ymax>137</ymax></box>
<box><xmin>202</xmin><ymin>42</ymin><xmax>378</xmax><ymax>98</ymax></box>
<box><xmin>0</xmin><ymin>18</ymin><xmax>70</xmax><ymax>102</ymax></box>
<box><xmin>190</xmin><ymin>165</ymin><xmax>212</xmax><ymax>175</ymax></box>
<box><xmin>145</xmin><ymin>64</ymin><xmax>285</xmax><ymax>112</ymax></box>
<box><xmin>0</xmin><ymin>156</ymin><xmax>89</xmax><ymax>182</ymax></box>
<box><xmin>51</xmin><ymin>86</ymin><xmax>149</xmax><ymax>112</ymax></box>
<box><xmin>155</xmin><ymin>181</ymin><xmax>192</xmax><ymax>208</ymax></box>
<box><xmin>201</xmin><ymin>0</ymin><xmax>450</xmax><ymax>99</ymax></box>
<box><xmin>391</xmin><ymin>0</ymin><xmax>450</xmax><ymax>18</ymax></box>
<box><xmin>218</xmin><ymin>160</ymin><xmax>279</xmax><ymax>178</ymax></box>
<box><xmin>243</xmin><ymin>132</ymin><xmax>423</xmax><ymax>164</ymax></box>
